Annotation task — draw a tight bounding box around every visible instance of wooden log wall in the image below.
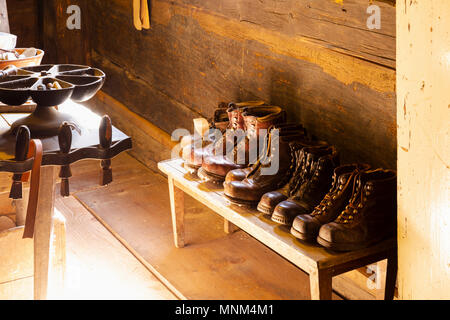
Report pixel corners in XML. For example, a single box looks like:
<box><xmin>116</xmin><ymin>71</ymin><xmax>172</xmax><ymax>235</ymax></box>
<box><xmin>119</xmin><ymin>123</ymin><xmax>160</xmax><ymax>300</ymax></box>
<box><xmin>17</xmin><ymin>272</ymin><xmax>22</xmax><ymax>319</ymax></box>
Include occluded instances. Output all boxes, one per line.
<box><xmin>87</xmin><ymin>0</ymin><xmax>397</xmax><ymax>169</ymax></box>
<box><xmin>5</xmin><ymin>0</ymin><xmax>40</xmax><ymax>48</ymax></box>
<box><xmin>7</xmin><ymin>0</ymin><xmax>396</xmax><ymax>169</ymax></box>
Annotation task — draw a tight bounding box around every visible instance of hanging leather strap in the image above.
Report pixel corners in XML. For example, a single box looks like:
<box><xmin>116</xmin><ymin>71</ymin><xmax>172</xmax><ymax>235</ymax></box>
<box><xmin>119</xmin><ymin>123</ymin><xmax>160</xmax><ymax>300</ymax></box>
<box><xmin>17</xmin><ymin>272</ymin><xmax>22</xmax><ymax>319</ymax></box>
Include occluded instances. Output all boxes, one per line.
<box><xmin>133</xmin><ymin>0</ymin><xmax>150</xmax><ymax>30</ymax></box>
<box><xmin>22</xmin><ymin>139</ymin><xmax>43</xmax><ymax>239</ymax></box>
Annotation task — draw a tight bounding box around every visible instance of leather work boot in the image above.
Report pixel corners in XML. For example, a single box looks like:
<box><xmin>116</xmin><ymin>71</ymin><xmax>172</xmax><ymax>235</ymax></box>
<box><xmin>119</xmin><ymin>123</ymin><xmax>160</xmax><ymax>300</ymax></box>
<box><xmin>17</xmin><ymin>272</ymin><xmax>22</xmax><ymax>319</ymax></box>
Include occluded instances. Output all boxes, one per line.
<box><xmin>198</xmin><ymin>105</ymin><xmax>286</xmax><ymax>183</ymax></box>
<box><xmin>256</xmin><ymin>140</ymin><xmax>330</xmax><ymax>215</ymax></box>
<box><xmin>182</xmin><ymin>102</ymin><xmax>228</xmax><ymax>172</ymax></box>
<box><xmin>271</xmin><ymin>146</ymin><xmax>339</xmax><ymax>226</ymax></box>
<box><xmin>317</xmin><ymin>169</ymin><xmax>397</xmax><ymax>252</ymax></box>
<box><xmin>290</xmin><ymin>163</ymin><xmax>370</xmax><ymax>242</ymax></box>
<box><xmin>182</xmin><ymin>101</ymin><xmax>265</xmax><ymax>172</ymax></box>
<box><xmin>223</xmin><ymin>125</ymin><xmax>306</xmax><ymax>206</ymax></box>
<box><xmin>225</xmin><ymin>123</ymin><xmax>306</xmax><ymax>183</ymax></box>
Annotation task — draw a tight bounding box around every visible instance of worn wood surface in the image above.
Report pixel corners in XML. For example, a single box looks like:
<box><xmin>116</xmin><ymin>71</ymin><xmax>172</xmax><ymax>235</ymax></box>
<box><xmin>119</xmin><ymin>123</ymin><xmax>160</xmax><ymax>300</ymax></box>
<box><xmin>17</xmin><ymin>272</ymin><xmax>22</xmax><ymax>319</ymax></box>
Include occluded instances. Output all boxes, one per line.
<box><xmin>71</xmin><ymin>152</ymin><xmax>396</xmax><ymax>300</ymax></box>
<box><xmin>39</xmin><ymin>0</ymin><xmax>90</xmax><ymax>64</ymax></box>
<box><xmin>54</xmin><ymin>195</ymin><xmax>177</xmax><ymax>300</ymax></box>
<box><xmin>159</xmin><ymin>159</ymin><xmax>396</xmax><ymax>273</ymax></box>
<box><xmin>0</xmin><ymin>226</ymin><xmax>34</xmax><ymax>284</ymax></box>
<box><xmin>5</xmin><ymin>0</ymin><xmax>40</xmax><ymax>48</ymax></box>
<box><xmin>0</xmin><ymin>276</ymin><xmax>33</xmax><ymax>300</ymax></box>
<box><xmin>158</xmin><ymin>158</ymin><xmax>398</xmax><ymax>300</ymax></box>
<box><xmin>74</xmin><ymin>153</ymin><xmax>330</xmax><ymax>299</ymax></box>
<box><xmin>33</xmin><ymin>166</ymin><xmax>57</xmax><ymax>300</ymax></box>
<box><xmin>0</xmin><ymin>166</ymin><xmax>177</xmax><ymax>299</ymax></box>
<box><xmin>85</xmin><ymin>0</ymin><xmax>396</xmax><ymax>169</ymax></box>
<box><xmin>397</xmin><ymin>0</ymin><xmax>450</xmax><ymax>299</ymax></box>
<box><xmin>7</xmin><ymin>0</ymin><xmax>397</xmax><ymax>168</ymax></box>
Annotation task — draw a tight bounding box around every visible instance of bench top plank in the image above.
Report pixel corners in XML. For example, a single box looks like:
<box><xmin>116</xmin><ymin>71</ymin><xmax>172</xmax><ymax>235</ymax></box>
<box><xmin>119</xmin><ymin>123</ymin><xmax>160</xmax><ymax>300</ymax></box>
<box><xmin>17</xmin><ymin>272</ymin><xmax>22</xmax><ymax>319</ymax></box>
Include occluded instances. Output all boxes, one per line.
<box><xmin>158</xmin><ymin>158</ymin><xmax>395</xmax><ymax>273</ymax></box>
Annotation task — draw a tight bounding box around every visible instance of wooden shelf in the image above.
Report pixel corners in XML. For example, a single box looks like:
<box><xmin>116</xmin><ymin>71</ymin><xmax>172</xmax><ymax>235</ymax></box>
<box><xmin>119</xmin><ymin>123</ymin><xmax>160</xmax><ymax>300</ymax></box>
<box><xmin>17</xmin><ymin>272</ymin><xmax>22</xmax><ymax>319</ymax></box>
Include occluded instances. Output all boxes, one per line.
<box><xmin>158</xmin><ymin>158</ymin><xmax>397</xmax><ymax>300</ymax></box>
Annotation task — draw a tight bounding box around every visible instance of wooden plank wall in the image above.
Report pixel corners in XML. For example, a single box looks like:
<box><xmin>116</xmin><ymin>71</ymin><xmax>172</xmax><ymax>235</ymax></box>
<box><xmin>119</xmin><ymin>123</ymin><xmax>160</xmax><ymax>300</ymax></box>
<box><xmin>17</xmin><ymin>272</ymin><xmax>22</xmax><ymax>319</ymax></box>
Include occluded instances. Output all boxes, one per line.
<box><xmin>87</xmin><ymin>0</ymin><xmax>397</xmax><ymax>169</ymax></box>
<box><xmin>5</xmin><ymin>0</ymin><xmax>40</xmax><ymax>48</ymax></box>
<box><xmin>6</xmin><ymin>0</ymin><xmax>396</xmax><ymax>169</ymax></box>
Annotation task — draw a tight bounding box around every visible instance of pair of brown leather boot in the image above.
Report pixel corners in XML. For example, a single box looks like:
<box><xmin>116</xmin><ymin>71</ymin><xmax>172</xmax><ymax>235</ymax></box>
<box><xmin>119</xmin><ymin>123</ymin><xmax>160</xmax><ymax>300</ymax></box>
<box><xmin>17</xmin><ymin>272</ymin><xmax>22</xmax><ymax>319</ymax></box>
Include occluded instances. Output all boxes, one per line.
<box><xmin>265</xmin><ymin>145</ymin><xmax>340</xmax><ymax>226</ymax></box>
<box><xmin>223</xmin><ymin>124</ymin><xmax>307</xmax><ymax>206</ymax></box>
<box><xmin>184</xmin><ymin>101</ymin><xmax>287</xmax><ymax>183</ymax></box>
<box><xmin>182</xmin><ymin>100</ymin><xmax>265</xmax><ymax>173</ymax></box>
<box><xmin>290</xmin><ymin>165</ymin><xmax>397</xmax><ymax>251</ymax></box>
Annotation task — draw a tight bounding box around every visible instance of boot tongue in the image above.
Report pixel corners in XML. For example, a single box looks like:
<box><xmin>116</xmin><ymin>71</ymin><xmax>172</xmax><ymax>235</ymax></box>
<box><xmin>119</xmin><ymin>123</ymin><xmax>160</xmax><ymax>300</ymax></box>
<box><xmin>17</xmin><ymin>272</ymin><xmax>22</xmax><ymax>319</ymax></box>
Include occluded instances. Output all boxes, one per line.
<box><xmin>227</xmin><ymin>108</ymin><xmax>245</xmax><ymax>130</ymax></box>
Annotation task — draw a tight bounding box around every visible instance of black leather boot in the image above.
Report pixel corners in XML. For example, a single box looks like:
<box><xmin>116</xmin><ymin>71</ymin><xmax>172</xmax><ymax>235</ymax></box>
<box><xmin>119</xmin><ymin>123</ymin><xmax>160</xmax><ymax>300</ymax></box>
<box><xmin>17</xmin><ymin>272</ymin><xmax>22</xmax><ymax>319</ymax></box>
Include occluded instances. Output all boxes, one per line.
<box><xmin>256</xmin><ymin>140</ymin><xmax>329</xmax><ymax>215</ymax></box>
<box><xmin>271</xmin><ymin>146</ymin><xmax>339</xmax><ymax>226</ymax></box>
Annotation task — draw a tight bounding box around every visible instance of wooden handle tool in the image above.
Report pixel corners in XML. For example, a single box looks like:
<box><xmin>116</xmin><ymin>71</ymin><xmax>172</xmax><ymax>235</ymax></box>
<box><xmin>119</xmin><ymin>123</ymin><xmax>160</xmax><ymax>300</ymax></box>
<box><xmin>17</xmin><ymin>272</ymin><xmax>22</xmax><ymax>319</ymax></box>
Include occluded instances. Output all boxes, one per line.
<box><xmin>58</xmin><ymin>122</ymin><xmax>73</xmax><ymax>197</ymax></box>
<box><xmin>9</xmin><ymin>126</ymin><xmax>30</xmax><ymax>199</ymax></box>
<box><xmin>99</xmin><ymin>115</ymin><xmax>113</xmax><ymax>185</ymax></box>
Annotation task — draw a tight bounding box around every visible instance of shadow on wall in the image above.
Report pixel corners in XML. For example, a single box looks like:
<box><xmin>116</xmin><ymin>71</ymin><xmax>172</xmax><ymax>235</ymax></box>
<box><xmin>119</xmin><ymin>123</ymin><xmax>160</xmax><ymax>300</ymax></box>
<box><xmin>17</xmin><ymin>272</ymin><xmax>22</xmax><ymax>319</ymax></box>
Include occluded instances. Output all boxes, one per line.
<box><xmin>238</xmin><ymin>67</ymin><xmax>396</xmax><ymax>170</ymax></box>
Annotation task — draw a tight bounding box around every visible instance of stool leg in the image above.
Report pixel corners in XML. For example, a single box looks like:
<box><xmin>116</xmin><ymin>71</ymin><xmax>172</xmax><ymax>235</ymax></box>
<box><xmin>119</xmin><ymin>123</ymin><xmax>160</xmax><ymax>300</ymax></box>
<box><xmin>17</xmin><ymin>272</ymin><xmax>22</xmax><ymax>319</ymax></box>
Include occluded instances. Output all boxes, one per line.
<box><xmin>310</xmin><ymin>268</ymin><xmax>333</xmax><ymax>300</ymax></box>
<box><xmin>168</xmin><ymin>177</ymin><xmax>185</xmax><ymax>248</ymax></box>
<box><xmin>34</xmin><ymin>166</ymin><xmax>57</xmax><ymax>300</ymax></box>
<box><xmin>384</xmin><ymin>252</ymin><xmax>398</xmax><ymax>300</ymax></box>
<box><xmin>224</xmin><ymin>219</ymin><xmax>239</xmax><ymax>234</ymax></box>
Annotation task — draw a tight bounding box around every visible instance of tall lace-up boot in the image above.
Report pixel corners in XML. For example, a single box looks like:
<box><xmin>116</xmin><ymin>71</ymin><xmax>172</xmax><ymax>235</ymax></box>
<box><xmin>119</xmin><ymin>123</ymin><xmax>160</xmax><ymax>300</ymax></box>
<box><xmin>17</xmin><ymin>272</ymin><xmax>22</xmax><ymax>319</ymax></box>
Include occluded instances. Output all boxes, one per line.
<box><xmin>271</xmin><ymin>146</ymin><xmax>339</xmax><ymax>226</ymax></box>
<box><xmin>256</xmin><ymin>141</ymin><xmax>329</xmax><ymax>215</ymax></box>
<box><xmin>290</xmin><ymin>164</ymin><xmax>370</xmax><ymax>241</ymax></box>
<box><xmin>317</xmin><ymin>169</ymin><xmax>397</xmax><ymax>251</ymax></box>
<box><xmin>223</xmin><ymin>126</ymin><xmax>306</xmax><ymax>206</ymax></box>
<box><xmin>225</xmin><ymin>123</ymin><xmax>306</xmax><ymax>183</ymax></box>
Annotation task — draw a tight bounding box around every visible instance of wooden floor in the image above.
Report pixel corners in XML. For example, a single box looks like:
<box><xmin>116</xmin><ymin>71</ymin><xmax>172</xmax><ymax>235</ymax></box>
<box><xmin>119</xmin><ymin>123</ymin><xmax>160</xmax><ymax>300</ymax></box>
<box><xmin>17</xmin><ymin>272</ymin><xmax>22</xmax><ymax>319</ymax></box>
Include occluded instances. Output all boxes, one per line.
<box><xmin>51</xmin><ymin>196</ymin><xmax>176</xmax><ymax>300</ymax></box>
<box><xmin>0</xmin><ymin>165</ymin><xmax>177</xmax><ymax>300</ymax></box>
<box><xmin>70</xmin><ymin>153</ymin><xmax>341</xmax><ymax>300</ymax></box>
<box><xmin>2</xmin><ymin>152</ymin><xmax>342</xmax><ymax>299</ymax></box>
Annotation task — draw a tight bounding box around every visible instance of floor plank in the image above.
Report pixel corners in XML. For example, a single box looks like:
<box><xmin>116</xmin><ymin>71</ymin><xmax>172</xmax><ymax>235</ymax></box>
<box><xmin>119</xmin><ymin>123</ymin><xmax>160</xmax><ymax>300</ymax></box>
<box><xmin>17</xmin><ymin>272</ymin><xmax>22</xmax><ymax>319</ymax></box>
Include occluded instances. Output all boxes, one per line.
<box><xmin>74</xmin><ymin>153</ymin><xmax>341</xmax><ymax>300</ymax></box>
<box><xmin>50</xmin><ymin>196</ymin><xmax>177</xmax><ymax>300</ymax></box>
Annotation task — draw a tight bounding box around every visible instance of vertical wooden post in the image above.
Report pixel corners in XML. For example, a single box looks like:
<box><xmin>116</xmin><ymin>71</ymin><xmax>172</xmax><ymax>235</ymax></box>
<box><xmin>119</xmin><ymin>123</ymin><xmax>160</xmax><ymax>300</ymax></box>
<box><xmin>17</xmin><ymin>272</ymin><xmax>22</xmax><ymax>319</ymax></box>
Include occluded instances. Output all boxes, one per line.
<box><xmin>33</xmin><ymin>166</ymin><xmax>57</xmax><ymax>300</ymax></box>
<box><xmin>309</xmin><ymin>268</ymin><xmax>333</xmax><ymax>300</ymax></box>
<box><xmin>168</xmin><ymin>177</ymin><xmax>185</xmax><ymax>248</ymax></box>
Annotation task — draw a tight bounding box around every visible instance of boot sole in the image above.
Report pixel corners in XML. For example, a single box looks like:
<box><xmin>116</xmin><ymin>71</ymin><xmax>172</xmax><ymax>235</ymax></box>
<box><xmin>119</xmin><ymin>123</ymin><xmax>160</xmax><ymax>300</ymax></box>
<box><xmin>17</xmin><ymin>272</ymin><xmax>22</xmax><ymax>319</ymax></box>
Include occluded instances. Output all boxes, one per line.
<box><xmin>256</xmin><ymin>202</ymin><xmax>274</xmax><ymax>215</ymax></box>
<box><xmin>224</xmin><ymin>194</ymin><xmax>260</xmax><ymax>207</ymax></box>
<box><xmin>197</xmin><ymin>167</ymin><xmax>225</xmax><ymax>184</ymax></box>
<box><xmin>271</xmin><ymin>213</ymin><xmax>291</xmax><ymax>226</ymax></box>
<box><xmin>316</xmin><ymin>235</ymin><xmax>387</xmax><ymax>252</ymax></box>
<box><xmin>290</xmin><ymin>226</ymin><xmax>316</xmax><ymax>242</ymax></box>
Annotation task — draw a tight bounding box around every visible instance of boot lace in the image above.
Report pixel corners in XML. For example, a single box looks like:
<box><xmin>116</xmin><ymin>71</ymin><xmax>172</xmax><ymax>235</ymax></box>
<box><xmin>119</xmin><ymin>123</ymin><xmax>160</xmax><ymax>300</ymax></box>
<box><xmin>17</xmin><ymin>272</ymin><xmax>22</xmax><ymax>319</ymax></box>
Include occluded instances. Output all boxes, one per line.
<box><xmin>288</xmin><ymin>151</ymin><xmax>310</xmax><ymax>197</ymax></box>
<box><xmin>311</xmin><ymin>173</ymin><xmax>339</xmax><ymax>217</ymax></box>
<box><xmin>276</xmin><ymin>142</ymin><xmax>299</xmax><ymax>188</ymax></box>
<box><xmin>335</xmin><ymin>174</ymin><xmax>372</xmax><ymax>224</ymax></box>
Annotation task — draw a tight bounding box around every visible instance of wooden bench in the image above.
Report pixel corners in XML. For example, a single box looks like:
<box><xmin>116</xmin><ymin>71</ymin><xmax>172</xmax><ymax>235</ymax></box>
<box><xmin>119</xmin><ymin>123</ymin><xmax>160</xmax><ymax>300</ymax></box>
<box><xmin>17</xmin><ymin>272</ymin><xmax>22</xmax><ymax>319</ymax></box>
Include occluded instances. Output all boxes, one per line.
<box><xmin>158</xmin><ymin>158</ymin><xmax>397</xmax><ymax>300</ymax></box>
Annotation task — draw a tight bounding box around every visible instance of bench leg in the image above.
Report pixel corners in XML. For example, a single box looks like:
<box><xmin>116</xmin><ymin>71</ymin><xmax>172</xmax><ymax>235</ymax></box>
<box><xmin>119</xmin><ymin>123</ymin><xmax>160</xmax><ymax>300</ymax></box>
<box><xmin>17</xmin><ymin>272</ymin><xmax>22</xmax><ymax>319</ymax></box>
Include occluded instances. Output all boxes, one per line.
<box><xmin>384</xmin><ymin>251</ymin><xmax>397</xmax><ymax>300</ymax></box>
<box><xmin>34</xmin><ymin>166</ymin><xmax>57</xmax><ymax>300</ymax></box>
<box><xmin>224</xmin><ymin>219</ymin><xmax>239</xmax><ymax>234</ymax></box>
<box><xmin>310</xmin><ymin>268</ymin><xmax>333</xmax><ymax>300</ymax></box>
<box><xmin>168</xmin><ymin>177</ymin><xmax>185</xmax><ymax>248</ymax></box>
